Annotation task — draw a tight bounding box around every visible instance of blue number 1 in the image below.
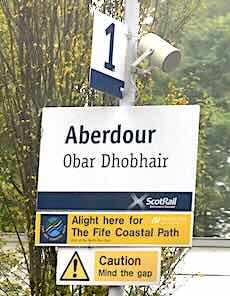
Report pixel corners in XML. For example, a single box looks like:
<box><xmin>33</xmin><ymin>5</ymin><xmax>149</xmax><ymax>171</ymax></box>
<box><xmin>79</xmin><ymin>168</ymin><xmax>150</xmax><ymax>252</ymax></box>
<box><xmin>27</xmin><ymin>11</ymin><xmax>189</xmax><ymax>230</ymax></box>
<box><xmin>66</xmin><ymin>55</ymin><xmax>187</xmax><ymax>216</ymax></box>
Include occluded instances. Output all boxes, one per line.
<box><xmin>104</xmin><ymin>23</ymin><xmax>115</xmax><ymax>71</ymax></box>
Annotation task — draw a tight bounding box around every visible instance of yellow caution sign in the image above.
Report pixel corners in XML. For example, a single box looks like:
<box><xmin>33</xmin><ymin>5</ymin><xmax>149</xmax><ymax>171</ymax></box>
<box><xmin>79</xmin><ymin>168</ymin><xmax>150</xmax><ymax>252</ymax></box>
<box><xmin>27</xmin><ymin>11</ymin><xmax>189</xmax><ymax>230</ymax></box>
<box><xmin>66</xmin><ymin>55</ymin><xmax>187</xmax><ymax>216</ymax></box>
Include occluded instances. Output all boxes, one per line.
<box><xmin>36</xmin><ymin>212</ymin><xmax>193</xmax><ymax>246</ymax></box>
<box><xmin>60</xmin><ymin>252</ymin><xmax>89</xmax><ymax>281</ymax></box>
<box><xmin>57</xmin><ymin>248</ymin><xmax>161</xmax><ymax>286</ymax></box>
<box><xmin>95</xmin><ymin>250</ymin><xmax>160</xmax><ymax>283</ymax></box>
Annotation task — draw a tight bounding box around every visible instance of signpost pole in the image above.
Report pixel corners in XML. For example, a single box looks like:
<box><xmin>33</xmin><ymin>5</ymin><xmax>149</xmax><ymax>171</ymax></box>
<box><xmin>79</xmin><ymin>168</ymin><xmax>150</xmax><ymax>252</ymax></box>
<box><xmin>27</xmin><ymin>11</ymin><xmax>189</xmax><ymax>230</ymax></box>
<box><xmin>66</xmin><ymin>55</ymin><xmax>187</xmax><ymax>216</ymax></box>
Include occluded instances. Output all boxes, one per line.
<box><xmin>108</xmin><ymin>1</ymin><xmax>140</xmax><ymax>295</ymax></box>
<box><xmin>120</xmin><ymin>0</ymin><xmax>140</xmax><ymax>106</ymax></box>
<box><xmin>108</xmin><ymin>286</ymin><xmax>125</xmax><ymax>296</ymax></box>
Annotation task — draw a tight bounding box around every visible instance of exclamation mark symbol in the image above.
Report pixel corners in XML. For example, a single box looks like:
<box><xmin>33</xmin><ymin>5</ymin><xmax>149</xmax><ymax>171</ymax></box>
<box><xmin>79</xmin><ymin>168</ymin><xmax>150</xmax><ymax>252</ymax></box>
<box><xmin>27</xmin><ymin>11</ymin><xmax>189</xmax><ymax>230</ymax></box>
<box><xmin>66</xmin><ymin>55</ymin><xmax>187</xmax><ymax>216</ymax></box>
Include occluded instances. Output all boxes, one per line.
<box><xmin>73</xmin><ymin>259</ymin><xmax>78</xmax><ymax>278</ymax></box>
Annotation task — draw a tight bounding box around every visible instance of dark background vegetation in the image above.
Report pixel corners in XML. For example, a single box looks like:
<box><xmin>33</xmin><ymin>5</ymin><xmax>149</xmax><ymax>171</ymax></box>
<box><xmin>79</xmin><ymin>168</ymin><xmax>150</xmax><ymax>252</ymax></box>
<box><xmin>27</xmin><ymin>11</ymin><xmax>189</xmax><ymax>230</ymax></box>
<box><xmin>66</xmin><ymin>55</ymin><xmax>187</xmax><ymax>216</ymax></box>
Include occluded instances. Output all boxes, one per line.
<box><xmin>0</xmin><ymin>0</ymin><xmax>229</xmax><ymax>295</ymax></box>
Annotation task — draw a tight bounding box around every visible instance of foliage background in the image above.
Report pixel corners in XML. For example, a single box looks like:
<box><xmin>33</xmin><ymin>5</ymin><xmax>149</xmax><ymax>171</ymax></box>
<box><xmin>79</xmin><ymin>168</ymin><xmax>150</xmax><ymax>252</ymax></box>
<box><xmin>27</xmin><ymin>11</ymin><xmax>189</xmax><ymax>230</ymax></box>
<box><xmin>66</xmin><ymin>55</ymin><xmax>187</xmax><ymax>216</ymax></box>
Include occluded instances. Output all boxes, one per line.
<box><xmin>0</xmin><ymin>0</ymin><xmax>229</xmax><ymax>295</ymax></box>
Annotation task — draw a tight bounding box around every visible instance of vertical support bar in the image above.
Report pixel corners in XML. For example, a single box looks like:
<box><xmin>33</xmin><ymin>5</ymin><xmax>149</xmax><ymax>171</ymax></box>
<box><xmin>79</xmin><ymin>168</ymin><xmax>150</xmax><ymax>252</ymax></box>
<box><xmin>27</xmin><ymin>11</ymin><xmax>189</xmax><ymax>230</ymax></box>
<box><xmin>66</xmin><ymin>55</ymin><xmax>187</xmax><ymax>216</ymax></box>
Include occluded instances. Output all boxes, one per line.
<box><xmin>120</xmin><ymin>0</ymin><xmax>140</xmax><ymax>106</ymax></box>
<box><xmin>108</xmin><ymin>286</ymin><xmax>124</xmax><ymax>296</ymax></box>
<box><xmin>108</xmin><ymin>1</ymin><xmax>140</xmax><ymax>296</ymax></box>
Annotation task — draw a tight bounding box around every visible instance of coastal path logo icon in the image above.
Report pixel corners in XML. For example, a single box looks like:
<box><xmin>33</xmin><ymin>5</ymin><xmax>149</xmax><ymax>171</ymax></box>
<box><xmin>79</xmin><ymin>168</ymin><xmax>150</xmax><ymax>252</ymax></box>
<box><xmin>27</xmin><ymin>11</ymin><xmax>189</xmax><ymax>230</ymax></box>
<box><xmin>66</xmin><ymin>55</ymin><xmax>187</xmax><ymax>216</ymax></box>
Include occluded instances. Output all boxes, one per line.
<box><xmin>41</xmin><ymin>214</ymin><xmax>67</xmax><ymax>243</ymax></box>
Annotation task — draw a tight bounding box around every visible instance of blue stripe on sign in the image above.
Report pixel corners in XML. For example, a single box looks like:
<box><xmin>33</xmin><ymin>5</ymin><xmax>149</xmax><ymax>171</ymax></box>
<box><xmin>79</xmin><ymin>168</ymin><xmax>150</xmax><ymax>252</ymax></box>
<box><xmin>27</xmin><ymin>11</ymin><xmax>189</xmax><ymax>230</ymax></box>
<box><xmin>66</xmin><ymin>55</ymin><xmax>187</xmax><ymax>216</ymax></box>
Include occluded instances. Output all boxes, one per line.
<box><xmin>37</xmin><ymin>192</ymin><xmax>192</xmax><ymax>211</ymax></box>
<box><xmin>90</xmin><ymin>68</ymin><xmax>124</xmax><ymax>98</ymax></box>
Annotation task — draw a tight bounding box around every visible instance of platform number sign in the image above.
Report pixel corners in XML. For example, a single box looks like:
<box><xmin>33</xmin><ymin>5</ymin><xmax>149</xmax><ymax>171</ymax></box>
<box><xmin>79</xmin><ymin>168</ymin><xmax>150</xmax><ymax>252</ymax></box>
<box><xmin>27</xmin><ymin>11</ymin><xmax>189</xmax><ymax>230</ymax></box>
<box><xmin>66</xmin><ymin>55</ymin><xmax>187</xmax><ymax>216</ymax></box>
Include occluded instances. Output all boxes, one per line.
<box><xmin>90</xmin><ymin>11</ymin><xmax>128</xmax><ymax>98</ymax></box>
<box><xmin>105</xmin><ymin>23</ymin><xmax>115</xmax><ymax>71</ymax></box>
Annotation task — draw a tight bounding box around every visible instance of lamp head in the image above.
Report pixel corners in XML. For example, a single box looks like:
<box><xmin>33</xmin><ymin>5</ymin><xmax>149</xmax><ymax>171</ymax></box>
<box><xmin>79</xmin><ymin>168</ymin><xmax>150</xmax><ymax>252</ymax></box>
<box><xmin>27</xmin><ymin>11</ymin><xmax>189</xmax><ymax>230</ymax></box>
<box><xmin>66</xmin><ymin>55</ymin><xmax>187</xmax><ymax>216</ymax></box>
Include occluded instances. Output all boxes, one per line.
<box><xmin>138</xmin><ymin>33</ymin><xmax>181</xmax><ymax>72</ymax></box>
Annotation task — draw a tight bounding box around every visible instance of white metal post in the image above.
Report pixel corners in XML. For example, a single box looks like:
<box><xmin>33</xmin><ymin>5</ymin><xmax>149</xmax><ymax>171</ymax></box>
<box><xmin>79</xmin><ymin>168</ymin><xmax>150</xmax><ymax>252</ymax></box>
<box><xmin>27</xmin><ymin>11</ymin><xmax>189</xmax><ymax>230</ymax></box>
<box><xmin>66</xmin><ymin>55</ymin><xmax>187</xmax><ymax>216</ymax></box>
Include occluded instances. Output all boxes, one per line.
<box><xmin>120</xmin><ymin>0</ymin><xmax>140</xmax><ymax>106</ymax></box>
<box><xmin>108</xmin><ymin>286</ymin><xmax>124</xmax><ymax>296</ymax></box>
<box><xmin>108</xmin><ymin>1</ymin><xmax>140</xmax><ymax>296</ymax></box>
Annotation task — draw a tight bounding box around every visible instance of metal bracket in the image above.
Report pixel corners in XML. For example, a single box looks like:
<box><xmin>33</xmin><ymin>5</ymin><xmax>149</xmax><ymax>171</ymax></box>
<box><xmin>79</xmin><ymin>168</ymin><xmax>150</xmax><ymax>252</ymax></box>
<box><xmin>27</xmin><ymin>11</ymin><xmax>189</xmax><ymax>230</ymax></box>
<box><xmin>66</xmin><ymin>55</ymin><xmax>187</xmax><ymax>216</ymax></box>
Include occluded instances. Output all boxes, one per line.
<box><xmin>131</xmin><ymin>48</ymin><xmax>154</xmax><ymax>74</ymax></box>
<box><xmin>132</xmin><ymin>66</ymin><xmax>154</xmax><ymax>76</ymax></box>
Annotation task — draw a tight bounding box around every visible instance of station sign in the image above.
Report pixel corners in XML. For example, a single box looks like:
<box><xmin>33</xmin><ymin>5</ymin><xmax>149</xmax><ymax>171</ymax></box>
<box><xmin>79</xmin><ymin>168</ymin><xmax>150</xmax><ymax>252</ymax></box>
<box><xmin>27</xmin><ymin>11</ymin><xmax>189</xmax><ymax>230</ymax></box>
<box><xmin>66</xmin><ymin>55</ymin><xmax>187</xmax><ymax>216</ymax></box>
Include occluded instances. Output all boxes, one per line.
<box><xmin>36</xmin><ymin>106</ymin><xmax>200</xmax><ymax>212</ymax></box>
<box><xmin>56</xmin><ymin>248</ymin><xmax>161</xmax><ymax>286</ymax></box>
<box><xmin>35</xmin><ymin>212</ymin><xmax>193</xmax><ymax>246</ymax></box>
<box><xmin>90</xmin><ymin>11</ymin><xmax>128</xmax><ymax>98</ymax></box>
<box><xmin>35</xmin><ymin>106</ymin><xmax>199</xmax><ymax>247</ymax></box>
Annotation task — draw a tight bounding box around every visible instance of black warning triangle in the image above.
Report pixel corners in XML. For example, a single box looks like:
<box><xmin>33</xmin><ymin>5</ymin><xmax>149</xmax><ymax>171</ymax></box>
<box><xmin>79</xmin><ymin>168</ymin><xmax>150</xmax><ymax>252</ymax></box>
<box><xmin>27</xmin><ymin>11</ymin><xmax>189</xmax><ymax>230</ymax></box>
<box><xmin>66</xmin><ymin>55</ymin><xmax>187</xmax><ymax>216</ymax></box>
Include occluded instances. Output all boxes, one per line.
<box><xmin>60</xmin><ymin>251</ymin><xmax>89</xmax><ymax>281</ymax></box>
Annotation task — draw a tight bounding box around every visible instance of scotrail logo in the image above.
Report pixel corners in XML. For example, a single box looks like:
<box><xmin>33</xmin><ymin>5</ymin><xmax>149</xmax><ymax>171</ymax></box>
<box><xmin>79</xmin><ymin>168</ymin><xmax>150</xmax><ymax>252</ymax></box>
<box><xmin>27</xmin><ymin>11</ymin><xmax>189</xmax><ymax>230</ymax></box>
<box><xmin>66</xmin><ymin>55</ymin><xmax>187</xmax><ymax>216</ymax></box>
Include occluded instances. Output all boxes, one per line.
<box><xmin>145</xmin><ymin>197</ymin><xmax>177</xmax><ymax>208</ymax></box>
<box><xmin>128</xmin><ymin>193</ymin><xmax>149</xmax><ymax>210</ymax></box>
<box><xmin>128</xmin><ymin>193</ymin><xmax>178</xmax><ymax>210</ymax></box>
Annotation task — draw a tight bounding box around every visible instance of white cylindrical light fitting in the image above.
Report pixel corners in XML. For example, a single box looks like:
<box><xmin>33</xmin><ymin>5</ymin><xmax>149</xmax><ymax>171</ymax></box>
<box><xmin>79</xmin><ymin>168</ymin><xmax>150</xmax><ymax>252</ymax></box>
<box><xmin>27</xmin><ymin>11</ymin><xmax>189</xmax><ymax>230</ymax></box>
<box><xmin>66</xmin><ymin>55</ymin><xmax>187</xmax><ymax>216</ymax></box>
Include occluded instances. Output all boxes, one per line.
<box><xmin>138</xmin><ymin>33</ymin><xmax>181</xmax><ymax>72</ymax></box>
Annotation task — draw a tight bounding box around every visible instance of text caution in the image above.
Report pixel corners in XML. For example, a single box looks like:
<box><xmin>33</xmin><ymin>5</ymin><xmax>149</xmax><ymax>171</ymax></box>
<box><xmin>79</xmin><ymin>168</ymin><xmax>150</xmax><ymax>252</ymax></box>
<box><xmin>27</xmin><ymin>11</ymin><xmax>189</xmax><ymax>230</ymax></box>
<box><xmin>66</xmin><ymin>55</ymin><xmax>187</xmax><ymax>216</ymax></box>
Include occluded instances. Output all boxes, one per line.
<box><xmin>57</xmin><ymin>248</ymin><xmax>161</xmax><ymax>286</ymax></box>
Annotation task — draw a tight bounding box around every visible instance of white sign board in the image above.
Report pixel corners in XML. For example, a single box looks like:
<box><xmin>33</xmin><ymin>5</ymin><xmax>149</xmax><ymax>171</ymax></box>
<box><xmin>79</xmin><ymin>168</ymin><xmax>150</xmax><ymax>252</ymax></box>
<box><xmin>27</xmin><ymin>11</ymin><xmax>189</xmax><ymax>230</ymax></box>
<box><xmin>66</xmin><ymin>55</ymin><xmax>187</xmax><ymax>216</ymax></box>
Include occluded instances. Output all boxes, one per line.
<box><xmin>56</xmin><ymin>247</ymin><xmax>161</xmax><ymax>286</ymax></box>
<box><xmin>90</xmin><ymin>11</ymin><xmax>128</xmax><ymax>98</ymax></box>
<box><xmin>37</xmin><ymin>106</ymin><xmax>200</xmax><ymax>212</ymax></box>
